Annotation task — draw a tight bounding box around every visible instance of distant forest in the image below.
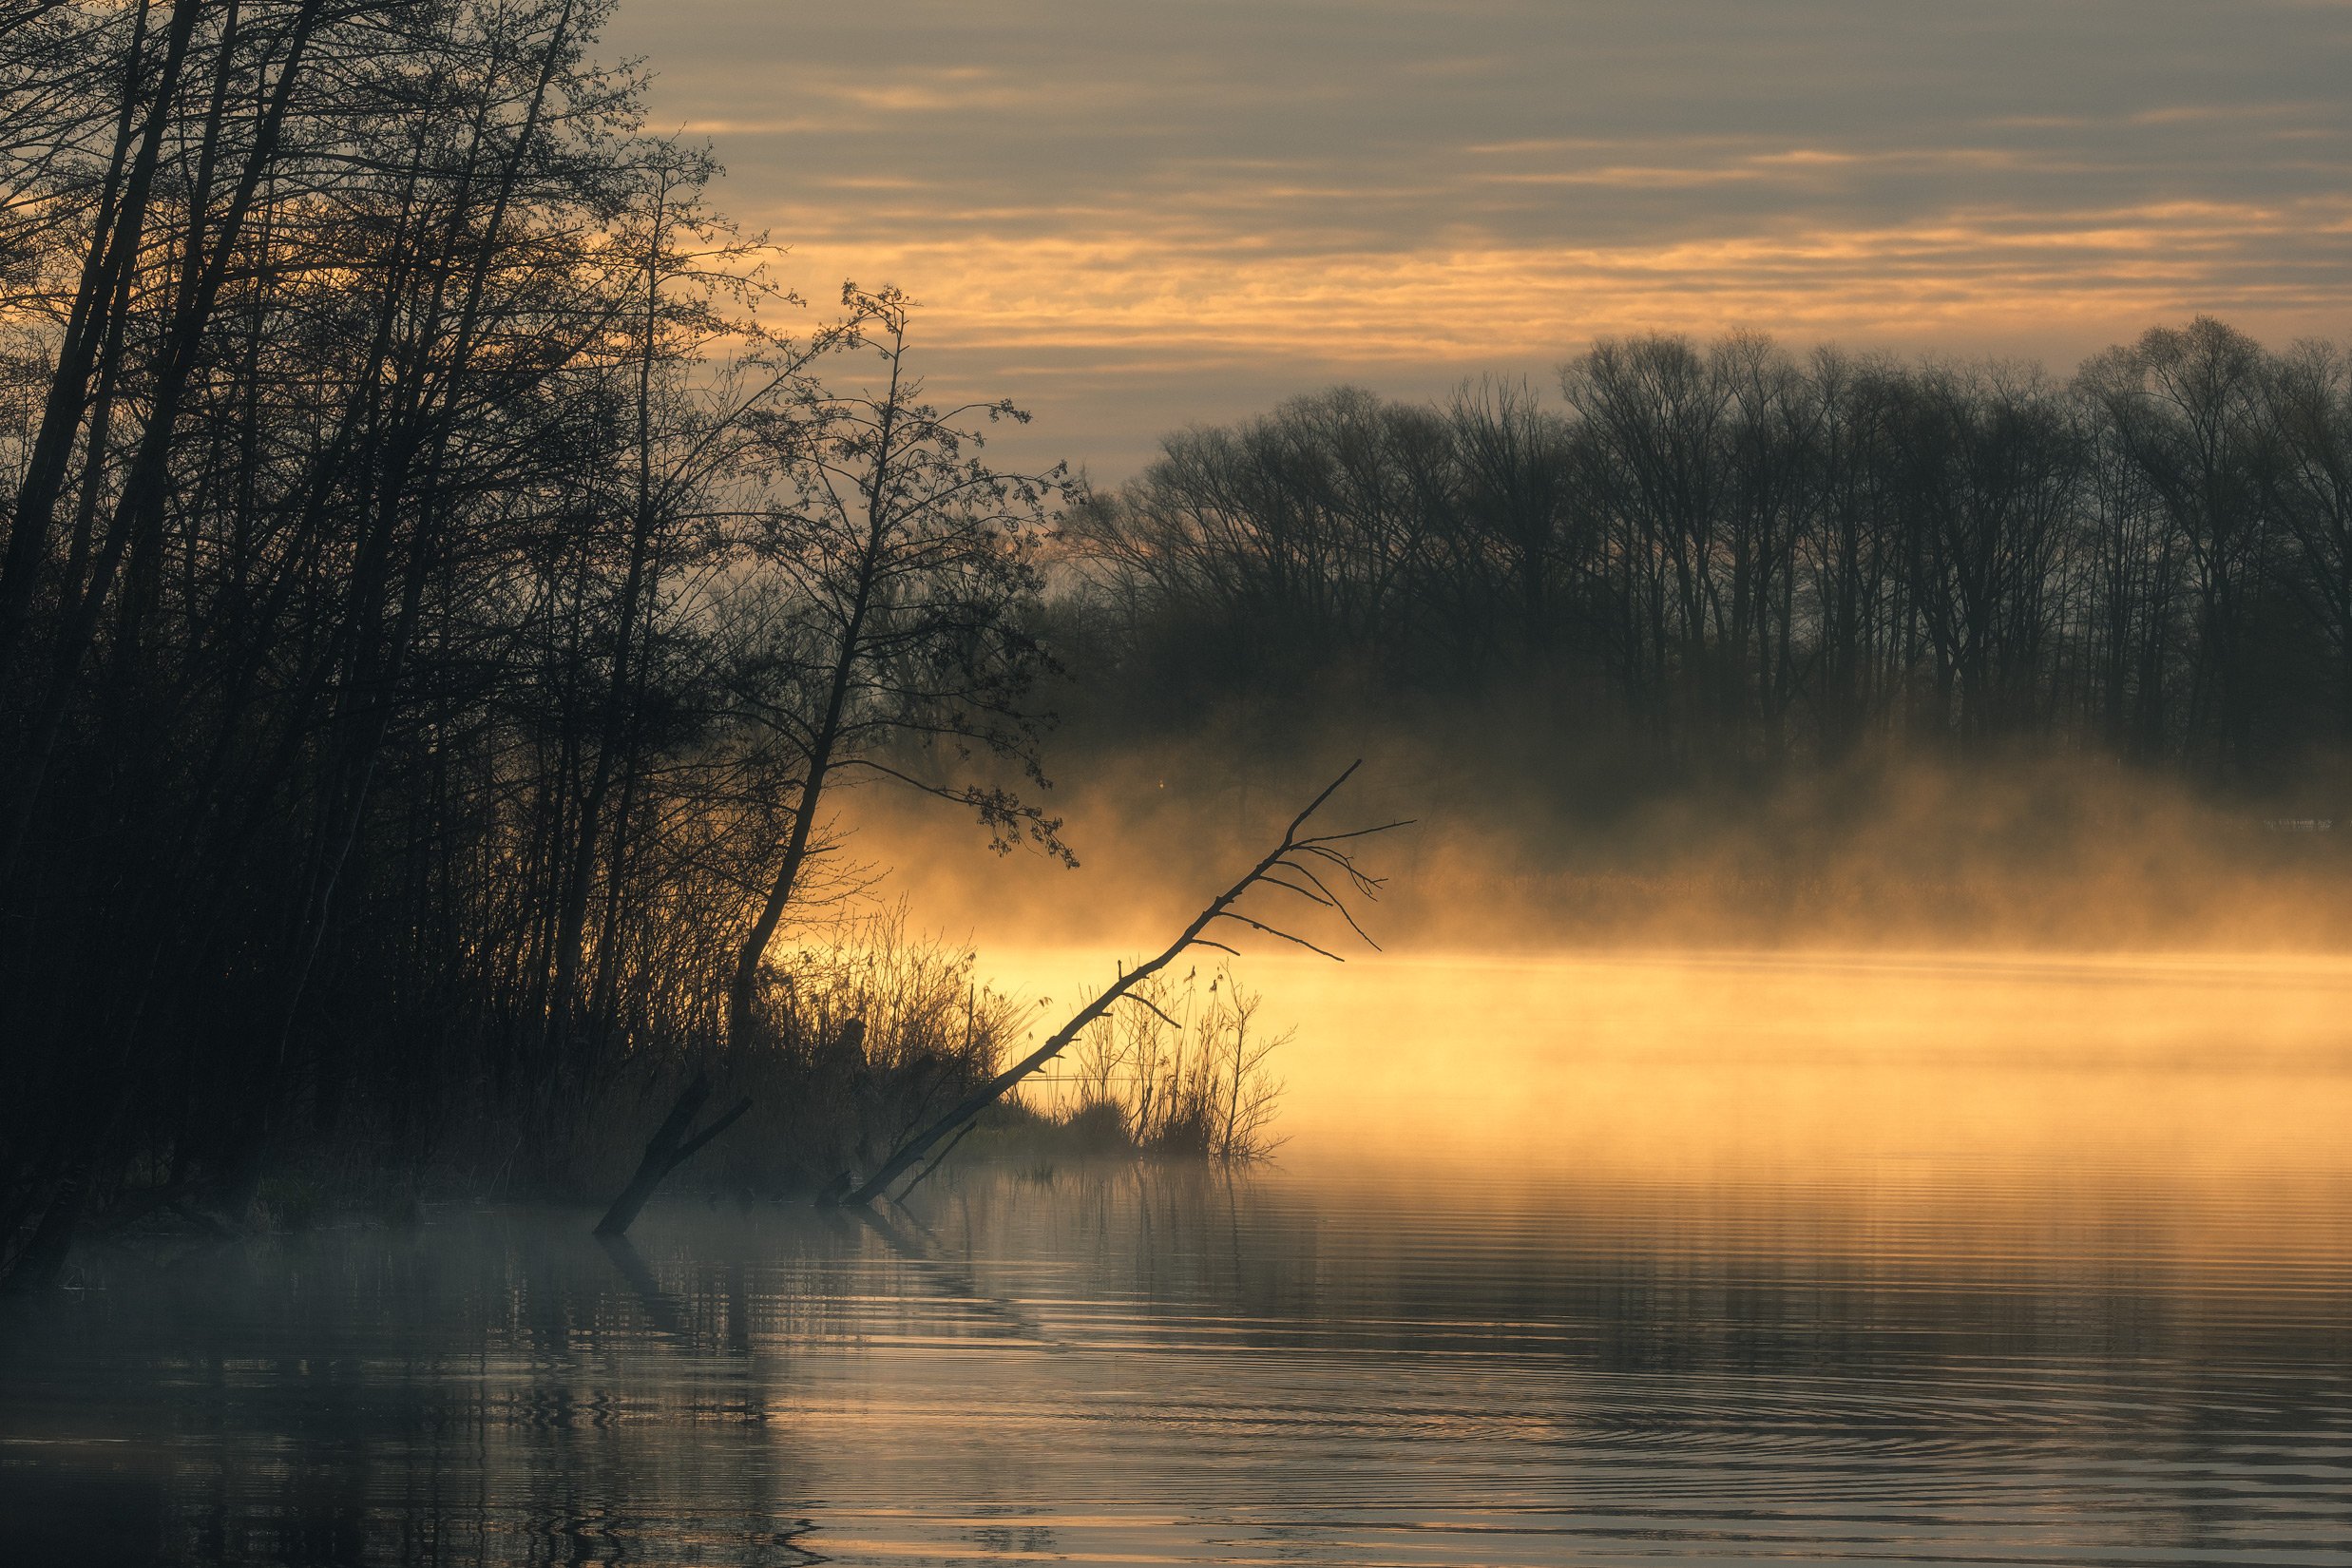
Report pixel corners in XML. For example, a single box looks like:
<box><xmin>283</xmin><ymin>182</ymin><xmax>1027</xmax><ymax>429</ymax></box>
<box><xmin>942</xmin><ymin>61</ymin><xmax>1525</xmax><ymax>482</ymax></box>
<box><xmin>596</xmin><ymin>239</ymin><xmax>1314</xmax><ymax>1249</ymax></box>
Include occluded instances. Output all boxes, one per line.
<box><xmin>5</xmin><ymin>0</ymin><xmax>2349</xmax><ymax>1285</ymax></box>
<box><xmin>1062</xmin><ymin>325</ymin><xmax>2352</xmax><ymax>785</ymax></box>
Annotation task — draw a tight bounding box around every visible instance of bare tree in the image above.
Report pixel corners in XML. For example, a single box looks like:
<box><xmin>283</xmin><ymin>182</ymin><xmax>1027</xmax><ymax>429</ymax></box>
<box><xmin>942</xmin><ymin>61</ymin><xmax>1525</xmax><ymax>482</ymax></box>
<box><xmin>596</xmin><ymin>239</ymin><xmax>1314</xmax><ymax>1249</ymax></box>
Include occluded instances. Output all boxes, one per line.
<box><xmin>722</xmin><ymin>284</ymin><xmax>1071</xmax><ymax>1051</ymax></box>
<box><xmin>1207</xmin><ymin>975</ymin><xmax>1289</xmax><ymax>1162</ymax></box>
<box><xmin>2262</xmin><ymin>340</ymin><xmax>2352</xmax><ymax>736</ymax></box>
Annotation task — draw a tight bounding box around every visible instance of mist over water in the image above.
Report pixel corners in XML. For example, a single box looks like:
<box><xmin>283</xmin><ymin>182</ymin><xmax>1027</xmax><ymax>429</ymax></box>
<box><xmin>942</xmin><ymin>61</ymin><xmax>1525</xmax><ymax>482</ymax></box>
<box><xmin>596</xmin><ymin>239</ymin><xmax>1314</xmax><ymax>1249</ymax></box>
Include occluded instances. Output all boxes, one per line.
<box><xmin>842</xmin><ymin>720</ymin><xmax>2352</xmax><ymax>958</ymax></box>
<box><xmin>9</xmin><ymin>944</ymin><xmax>2351</xmax><ymax>1565</ymax></box>
<box><xmin>14</xmin><ymin>713</ymin><xmax>2352</xmax><ymax>1564</ymax></box>
<box><xmin>985</xmin><ymin>947</ymin><xmax>2352</xmax><ymax>1182</ymax></box>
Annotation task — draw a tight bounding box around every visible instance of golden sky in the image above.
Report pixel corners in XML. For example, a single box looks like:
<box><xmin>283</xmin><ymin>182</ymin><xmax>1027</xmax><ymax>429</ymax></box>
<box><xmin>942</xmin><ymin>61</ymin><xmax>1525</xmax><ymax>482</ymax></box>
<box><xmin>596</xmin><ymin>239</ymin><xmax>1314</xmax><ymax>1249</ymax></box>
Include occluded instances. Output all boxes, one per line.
<box><xmin>607</xmin><ymin>0</ymin><xmax>2352</xmax><ymax>478</ymax></box>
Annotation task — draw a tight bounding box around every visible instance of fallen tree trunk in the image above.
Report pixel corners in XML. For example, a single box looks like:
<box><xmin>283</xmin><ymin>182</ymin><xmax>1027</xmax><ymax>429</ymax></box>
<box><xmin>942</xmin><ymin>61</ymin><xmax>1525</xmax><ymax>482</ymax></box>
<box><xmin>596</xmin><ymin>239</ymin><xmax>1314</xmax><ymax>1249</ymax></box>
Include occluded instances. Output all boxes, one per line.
<box><xmin>594</xmin><ymin>1075</ymin><xmax>753</xmax><ymax>1236</ymax></box>
<box><xmin>836</xmin><ymin>760</ymin><xmax>1400</xmax><ymax>1207</ymax></box>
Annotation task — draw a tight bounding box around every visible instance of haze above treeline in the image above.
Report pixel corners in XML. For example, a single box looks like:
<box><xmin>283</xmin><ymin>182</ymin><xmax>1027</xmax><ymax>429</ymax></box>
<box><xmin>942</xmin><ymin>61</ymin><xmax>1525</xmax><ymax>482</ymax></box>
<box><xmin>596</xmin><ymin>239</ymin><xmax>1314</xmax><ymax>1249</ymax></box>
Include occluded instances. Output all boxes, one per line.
<box><xmin>5</xmin><ymin>0</ymin><xmax>2351</xmax><ymax>1288</ymax></box>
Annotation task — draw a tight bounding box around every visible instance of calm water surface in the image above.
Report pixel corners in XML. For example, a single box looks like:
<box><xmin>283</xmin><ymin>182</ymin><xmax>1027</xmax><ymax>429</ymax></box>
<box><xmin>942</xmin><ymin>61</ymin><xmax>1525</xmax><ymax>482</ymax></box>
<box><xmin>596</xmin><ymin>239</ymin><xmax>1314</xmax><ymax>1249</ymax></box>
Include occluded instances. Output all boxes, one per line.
<box><xmin>6</xmin><ymin>953</ymin><xmax>2352</xmax><ymax>1566</ymax></box>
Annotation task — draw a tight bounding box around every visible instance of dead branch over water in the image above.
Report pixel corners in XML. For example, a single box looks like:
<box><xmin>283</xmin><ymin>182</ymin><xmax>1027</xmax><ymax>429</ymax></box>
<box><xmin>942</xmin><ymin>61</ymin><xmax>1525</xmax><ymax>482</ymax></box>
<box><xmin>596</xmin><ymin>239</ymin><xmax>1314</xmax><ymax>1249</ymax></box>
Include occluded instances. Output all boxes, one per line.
<box><xmin>839</xmin><ymin>762</ymin><xmax>1402</xmax><ymax>1207</ymax></box>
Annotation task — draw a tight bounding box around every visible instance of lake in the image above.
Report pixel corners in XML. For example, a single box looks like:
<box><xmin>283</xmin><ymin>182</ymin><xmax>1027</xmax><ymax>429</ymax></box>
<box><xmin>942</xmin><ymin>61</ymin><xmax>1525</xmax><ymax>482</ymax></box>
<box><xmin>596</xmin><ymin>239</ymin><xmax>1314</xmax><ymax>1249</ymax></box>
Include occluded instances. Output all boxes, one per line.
<box><xmin>5</xmin><ymin>952</ymin><xmax>2350</xmax><ymax>1565</ymax></box>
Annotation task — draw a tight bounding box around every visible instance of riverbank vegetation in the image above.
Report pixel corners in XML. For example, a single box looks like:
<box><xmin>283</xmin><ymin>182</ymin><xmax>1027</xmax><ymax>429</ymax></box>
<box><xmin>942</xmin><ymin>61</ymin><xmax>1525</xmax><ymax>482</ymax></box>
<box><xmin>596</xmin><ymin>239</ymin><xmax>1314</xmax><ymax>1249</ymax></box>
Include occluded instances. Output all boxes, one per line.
<box><xmin>0</xmin><ymin>0</ymin><xmax>1370</xmax><ymax>1275</ymax></box>
<box><xmin>0</xmin><ymin>0</ymin><xmax>1093</xmax><ymax>1287</ymax></box>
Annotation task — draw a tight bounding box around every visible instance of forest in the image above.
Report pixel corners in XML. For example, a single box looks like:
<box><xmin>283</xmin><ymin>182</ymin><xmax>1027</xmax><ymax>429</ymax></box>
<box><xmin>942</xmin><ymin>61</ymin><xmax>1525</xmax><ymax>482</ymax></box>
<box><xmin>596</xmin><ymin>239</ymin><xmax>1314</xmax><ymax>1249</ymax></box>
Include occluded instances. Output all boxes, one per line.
<box><xmin>8</xmin><ymin>0</ymin><xmax>2352</xmax><ymax>1291</ymax></box>
<box><xmin>0</xmin><ymin>0</ymin><xmax>1109</xmax><ymax>1291</ymax></box>
<box><xmin>1067</xmin><ymin>327</ymin><xmax>2352</xmax><ymax>785</ymax></box>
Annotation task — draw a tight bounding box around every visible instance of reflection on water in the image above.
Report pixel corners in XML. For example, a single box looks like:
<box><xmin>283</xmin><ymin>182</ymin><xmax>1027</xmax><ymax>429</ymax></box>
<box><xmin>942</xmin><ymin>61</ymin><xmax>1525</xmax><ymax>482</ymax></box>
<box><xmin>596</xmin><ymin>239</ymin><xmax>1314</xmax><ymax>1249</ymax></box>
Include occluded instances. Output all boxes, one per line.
<box><xmin>7</xmin><ymin>954</ymin><xmax>2352</xmax><ymax>1566</ymax></box>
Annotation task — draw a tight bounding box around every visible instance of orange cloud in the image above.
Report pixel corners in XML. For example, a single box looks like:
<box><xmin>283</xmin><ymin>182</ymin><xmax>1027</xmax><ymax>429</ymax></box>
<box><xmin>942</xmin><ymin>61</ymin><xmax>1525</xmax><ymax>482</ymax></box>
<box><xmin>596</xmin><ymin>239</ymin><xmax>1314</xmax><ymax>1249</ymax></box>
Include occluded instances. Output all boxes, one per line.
<box><xmin>743</xmin><ymin>195</ymin><xmax>2352</xmax><ymax>371</ymax></box>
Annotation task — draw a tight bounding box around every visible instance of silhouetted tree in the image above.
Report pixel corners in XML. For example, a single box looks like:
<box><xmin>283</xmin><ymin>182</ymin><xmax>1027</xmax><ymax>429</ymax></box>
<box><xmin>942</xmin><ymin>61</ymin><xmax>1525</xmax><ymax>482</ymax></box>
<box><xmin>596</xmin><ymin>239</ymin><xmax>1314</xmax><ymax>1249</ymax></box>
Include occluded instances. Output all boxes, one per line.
<box><xmin>0</xmin><ymin>5</ymin><xmax>1070</xmax><ymax>1289</ymax></box>
<box><xmin>722</xmin><ymin>284</ymin><xmax>1070</xmax><ymax>1051</ymax></box>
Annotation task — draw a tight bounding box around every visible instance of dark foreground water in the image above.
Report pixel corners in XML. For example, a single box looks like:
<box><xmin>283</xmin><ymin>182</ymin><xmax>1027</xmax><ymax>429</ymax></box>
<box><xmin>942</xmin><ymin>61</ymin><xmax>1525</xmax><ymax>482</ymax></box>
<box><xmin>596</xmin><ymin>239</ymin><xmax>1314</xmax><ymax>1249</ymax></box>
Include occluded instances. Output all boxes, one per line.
<box><xmin>6</xmin><ymin>955</ymin><xmax>2352</xmax><ymax>1566</ymax></box>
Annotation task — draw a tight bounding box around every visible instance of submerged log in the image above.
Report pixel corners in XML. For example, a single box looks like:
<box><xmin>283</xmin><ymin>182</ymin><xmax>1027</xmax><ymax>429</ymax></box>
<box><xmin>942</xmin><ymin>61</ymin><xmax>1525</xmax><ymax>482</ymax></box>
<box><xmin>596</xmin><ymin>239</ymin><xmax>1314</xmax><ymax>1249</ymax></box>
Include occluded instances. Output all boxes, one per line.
<box><xmin>593</xmin><ymin>1075</ymin><xmax>753</xmax><ymax>1237</ymax></box>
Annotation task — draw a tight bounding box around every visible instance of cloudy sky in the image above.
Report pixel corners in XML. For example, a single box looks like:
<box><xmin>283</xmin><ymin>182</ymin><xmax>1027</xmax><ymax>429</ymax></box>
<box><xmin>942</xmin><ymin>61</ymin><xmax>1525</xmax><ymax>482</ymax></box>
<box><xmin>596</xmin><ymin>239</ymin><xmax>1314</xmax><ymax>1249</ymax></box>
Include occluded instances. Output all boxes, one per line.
<box><xmin>605</xmin><ymin>0</ymin><xmax>2352</xmax><ymax>478</ymax></box>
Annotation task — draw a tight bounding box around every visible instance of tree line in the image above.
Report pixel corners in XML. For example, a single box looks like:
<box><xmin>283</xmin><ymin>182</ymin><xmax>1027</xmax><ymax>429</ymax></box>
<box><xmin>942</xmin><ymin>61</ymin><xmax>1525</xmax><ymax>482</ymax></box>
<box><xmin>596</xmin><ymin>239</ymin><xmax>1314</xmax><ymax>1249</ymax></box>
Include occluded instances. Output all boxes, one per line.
<box><xmin>1066</xmin><ymin>319</ymin><xmax>2352</xmax><ymax>782</ymax></box>
<box><xmin>0</xmin><ymin>0</ymin><xmax>1069</xmax><ymax>1286</ymax></box>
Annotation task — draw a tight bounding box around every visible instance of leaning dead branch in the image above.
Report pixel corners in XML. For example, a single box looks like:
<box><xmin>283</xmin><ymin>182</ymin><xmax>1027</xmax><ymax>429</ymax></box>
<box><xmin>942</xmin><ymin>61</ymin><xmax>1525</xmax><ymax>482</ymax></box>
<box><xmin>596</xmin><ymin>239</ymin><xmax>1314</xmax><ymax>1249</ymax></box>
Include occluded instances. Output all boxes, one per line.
<box><xmin>594</xmin><ymin>1076</ymin><xmax>754</xmax><ymax>1236</ymax></box>
<box><xmin>835</xmin><ymin>760</ymin><xmax>1405</xmax><ymax>1206</ymax></box>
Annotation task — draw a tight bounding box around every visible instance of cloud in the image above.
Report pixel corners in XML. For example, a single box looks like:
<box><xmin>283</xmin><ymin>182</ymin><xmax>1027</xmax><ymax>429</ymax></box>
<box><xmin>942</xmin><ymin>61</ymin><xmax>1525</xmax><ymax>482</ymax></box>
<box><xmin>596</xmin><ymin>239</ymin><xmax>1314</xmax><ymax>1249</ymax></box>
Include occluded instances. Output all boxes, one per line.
<box><xmin>605</xmin><ymin>0</ymin><xmax>2352</xmax><ymax>476</ymax></box>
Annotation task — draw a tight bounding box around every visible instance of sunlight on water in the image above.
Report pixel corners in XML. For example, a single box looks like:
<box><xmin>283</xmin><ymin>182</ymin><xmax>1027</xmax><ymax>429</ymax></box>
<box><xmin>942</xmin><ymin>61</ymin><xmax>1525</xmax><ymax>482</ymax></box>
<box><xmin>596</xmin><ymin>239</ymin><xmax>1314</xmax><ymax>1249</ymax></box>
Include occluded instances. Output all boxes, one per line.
<box><xmin>6</xmin><ymin>952</ymin><xmax>2350</xmax><ymax>1565</ymax></box>
<box><xmin>995</xmin><ymin>947</ymin><xmax>2352</xmax><ymax>1180</ymax></box>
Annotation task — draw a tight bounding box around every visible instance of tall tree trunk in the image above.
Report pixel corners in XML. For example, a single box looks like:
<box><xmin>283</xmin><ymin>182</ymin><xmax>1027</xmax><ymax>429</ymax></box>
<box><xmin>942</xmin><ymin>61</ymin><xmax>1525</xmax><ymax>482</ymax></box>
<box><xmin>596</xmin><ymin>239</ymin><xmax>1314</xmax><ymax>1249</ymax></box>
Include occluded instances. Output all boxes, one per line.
<box><xmin>726</xmin><ymin>347</ymin><xmax>908</xmax><ymax>1049</ymax></box>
